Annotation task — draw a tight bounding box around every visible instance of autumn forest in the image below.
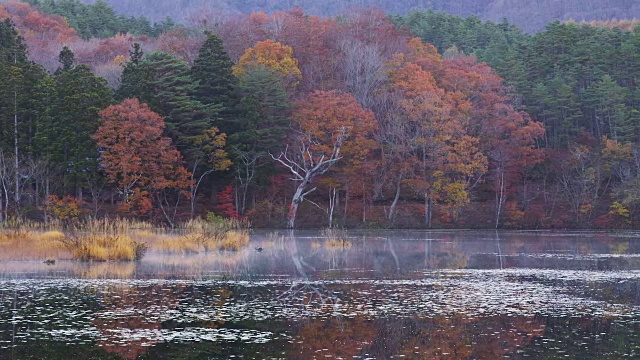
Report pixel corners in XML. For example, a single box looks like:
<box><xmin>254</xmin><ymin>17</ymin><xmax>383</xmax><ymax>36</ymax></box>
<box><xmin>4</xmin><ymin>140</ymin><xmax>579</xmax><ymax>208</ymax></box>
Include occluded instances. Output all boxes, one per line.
<box><xmin>1</xmin><ymin>0</ymin><xmax>640</xmax><ymax>229</ymax></box>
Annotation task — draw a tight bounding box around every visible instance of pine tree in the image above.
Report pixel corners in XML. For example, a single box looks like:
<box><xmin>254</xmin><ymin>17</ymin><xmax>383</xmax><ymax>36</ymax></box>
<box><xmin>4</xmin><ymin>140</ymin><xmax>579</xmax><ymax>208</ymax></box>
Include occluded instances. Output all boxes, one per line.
<box><xmin>0</xmin><ymin>19</ymin><xmax>46</xmax><ymax>213</ymax></box>
<box><xmin>33</xmin><ymin>48</ymin><xmax>112</xmax><ymax>193</ymax></box>
<box><xmin>115</xmin><ymin>43</ymin><xmax>146</xmax><ymax>101</ymax></box>
<box><xmin>229</xmin><ymin>67</ymin><xmax>291</xmax><ymax>214</ymax></box>
<box><xmin>56</xmin><ymin>46</ymin><xmax>75</xmax><ymax>74</ymax></box>
<box><xmin>191</xmin><ymin>32</ymin><xmax>236</xmax><ymax>110</ymax></box>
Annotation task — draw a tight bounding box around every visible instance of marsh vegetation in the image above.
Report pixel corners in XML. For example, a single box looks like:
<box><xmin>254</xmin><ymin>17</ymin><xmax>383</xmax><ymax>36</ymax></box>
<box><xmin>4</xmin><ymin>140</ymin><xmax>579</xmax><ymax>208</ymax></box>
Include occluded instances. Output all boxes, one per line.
<box><xmin>0</xmin><ymin>216</ymin><xmax>250</xmax><ymax>262</ymax></box>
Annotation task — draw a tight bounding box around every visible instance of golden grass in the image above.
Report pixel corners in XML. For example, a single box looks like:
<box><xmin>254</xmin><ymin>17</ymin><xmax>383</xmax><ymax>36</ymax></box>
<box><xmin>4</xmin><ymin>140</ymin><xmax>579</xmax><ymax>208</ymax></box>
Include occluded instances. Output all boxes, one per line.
<box><xmin>62</xmin><ymin>234</ymin><xmax>147</xmax><ymax>262</ymax></box>
<box><xmin>37</xmin><ymin>231</ymin><xmax>66</xmax><ymax>242</ymax></box>
<box><xmin>153</xmin><ymin>230</ymin><xmax>249</xmax><ymax>253</ymax></box>
<box><xmin>219</xmin><ymin>231</ymin><xmax>250</xmax><ymax>251</ymax></box>
<box><xmin>0</xmin><ymin>216</ymin><xmax>250</xmax><ymax>261</ymax></box>
<box><xmin>149</xmin><ymin>216</ymin><xmax>251</xmax><ymax>253</ymax></box>
<box><xmin>0</xmin><ymin>229</ymin><xmax>68</xmax><ymax>261</ymax></box>
<box><xmin>155</xmin><ymin>234</ymin><xmax>201</xmax><ymax>254</ymax></box>
<box><xmin>133</xmin><ymin>230</ymin><xmax>156</xmax><ymax>239</ymax></box>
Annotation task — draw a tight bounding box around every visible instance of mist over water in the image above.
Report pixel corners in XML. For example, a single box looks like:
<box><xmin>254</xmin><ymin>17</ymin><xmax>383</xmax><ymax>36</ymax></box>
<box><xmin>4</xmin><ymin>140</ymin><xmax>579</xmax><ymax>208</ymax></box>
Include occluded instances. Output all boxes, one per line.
<box><xmin>1</xmin><ymin>230</ymin><xmax>640</xmax><ymax>359</ymax></box>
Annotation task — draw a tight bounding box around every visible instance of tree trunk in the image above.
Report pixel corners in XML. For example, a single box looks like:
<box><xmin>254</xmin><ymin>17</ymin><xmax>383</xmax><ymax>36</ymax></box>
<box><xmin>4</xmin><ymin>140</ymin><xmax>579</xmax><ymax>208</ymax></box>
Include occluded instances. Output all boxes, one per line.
<box><xmin>388</xmin><ymin>181</ymin><xmax>401</xmax><ymax>221</ymax></box>
<box><xmin>495</xmin><ymin>169</ymin><xmax>506</xmax><ymax>229</ymax></box>
<box><xmin>328</xmin><ymin>187</ymin><xmax>337</xmax><ymax>228</ymax></box>
<box><xmin>287</xmin><ymin>182</ymin><xmax>306</xmax><ymax>228</ymax></box>
<box><xmin>424</xmin><ymin>193</ymin><xmax>432</xmax><ymax>228</ymax></box>
<box><xmin>14</xmin><ymin>93</ymin><xmax>19</xmax><ymax>211</ymax></box>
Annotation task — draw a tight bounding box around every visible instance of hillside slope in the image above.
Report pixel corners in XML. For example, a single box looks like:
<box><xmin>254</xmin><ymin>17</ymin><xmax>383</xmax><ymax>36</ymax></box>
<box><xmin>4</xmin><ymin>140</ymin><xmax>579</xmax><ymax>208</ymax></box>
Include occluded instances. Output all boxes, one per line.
<box><xmin>82</xmin><ymin>0</ymin><xmax>640</xmax><ymax>32</ymax></box>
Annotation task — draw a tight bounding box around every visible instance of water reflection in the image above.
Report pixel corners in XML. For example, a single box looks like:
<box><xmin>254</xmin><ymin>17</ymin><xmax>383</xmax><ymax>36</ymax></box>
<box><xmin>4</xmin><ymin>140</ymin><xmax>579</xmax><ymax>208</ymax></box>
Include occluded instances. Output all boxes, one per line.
<box><xmin>1</xmin><ymin>230</ymin><xmax>640</xmax><ymax>359</ymax></box>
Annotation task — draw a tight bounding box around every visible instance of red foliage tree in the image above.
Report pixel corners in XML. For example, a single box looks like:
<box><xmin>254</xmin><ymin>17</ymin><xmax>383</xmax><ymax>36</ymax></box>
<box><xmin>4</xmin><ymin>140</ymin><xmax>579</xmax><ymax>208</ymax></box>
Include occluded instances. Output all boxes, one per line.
<box><xmin>215</xmin><ymin>185</ymin><xmax>239</xmax><ymax>219</ymax></box>
<box><xmin>93</xmin><ymin>99</ymin><xmax>192</xmax><ymax>225</ymax></box>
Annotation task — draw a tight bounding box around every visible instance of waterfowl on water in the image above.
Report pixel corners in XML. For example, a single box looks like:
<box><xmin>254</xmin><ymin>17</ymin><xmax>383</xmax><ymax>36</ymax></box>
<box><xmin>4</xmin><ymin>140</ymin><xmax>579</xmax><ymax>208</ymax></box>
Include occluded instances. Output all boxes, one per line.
<box><xmin>43</xmin><ymin>259</ymin><xmax>55</xmax><ymax>265</ymax></box>
<box><xmin>255</xmin><ymin>247</ymin><xmax>263</xmax><ymax>252</ymax></box>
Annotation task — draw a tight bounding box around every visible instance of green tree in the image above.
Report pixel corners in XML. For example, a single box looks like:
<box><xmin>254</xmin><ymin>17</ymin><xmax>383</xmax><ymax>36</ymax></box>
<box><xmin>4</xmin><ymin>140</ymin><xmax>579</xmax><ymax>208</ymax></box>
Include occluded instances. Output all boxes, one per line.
<box><xmin>230</xmin><ymin>68</ymin><xmax>291</xmax><ymax>214</ymax></box>
<box><xmin>0</xmin><ymin>19</ymin><xmax>46</xmax><ymax>213</ymax></box>
<box><xmin>33</xmin><ymin>49</ymin><xmax>112</xmax><ymax>195</ymax></box>
<box><xmin>584</xmin><ymin>75</ymin><xmax>635</xmax><ymax>142</ymax></box>
<box><xmin>56</xmin><ymin>45</ymin><xmax>75</xmax><ymax>73</ymax></box>
<box><xmin>190</xmin><ymin>32</ymin><xmax>237</xmax><ymax>125</ymax></box>
<box><xmin>116</xmin><ymin>49</ymin><xmax>228</xmax><ymax>216</ymax></box>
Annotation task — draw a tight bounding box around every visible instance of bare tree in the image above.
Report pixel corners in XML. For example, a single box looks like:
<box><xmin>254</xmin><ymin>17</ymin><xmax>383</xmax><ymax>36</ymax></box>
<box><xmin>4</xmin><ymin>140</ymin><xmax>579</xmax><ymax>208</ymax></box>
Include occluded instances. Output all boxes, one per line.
<box><xmin>339</xmin><ymin>39</ymin><xmax>386</xmax><ymax>109</ymax></box>
<box><xmin>271</xmin><ymin>130</ymin><xmax>345</xmax><ymax>228</ymax></box>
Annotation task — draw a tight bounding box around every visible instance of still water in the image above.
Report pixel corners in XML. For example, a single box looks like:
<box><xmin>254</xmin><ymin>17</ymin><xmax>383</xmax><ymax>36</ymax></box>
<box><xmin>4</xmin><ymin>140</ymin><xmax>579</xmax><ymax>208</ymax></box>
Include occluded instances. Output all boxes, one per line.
<box><xmin>1</xmin><ymin>230</ymin><xmax>640</xmax><ymax>359</ymax></box>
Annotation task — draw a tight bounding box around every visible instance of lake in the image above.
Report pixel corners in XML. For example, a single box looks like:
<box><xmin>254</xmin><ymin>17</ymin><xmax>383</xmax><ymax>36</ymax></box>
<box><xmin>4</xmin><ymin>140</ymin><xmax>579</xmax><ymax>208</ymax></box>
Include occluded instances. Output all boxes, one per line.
<box><xmin>1</xmin><ymin>230</ymin><xmax>640</xmax><ymax>359</ymax></box>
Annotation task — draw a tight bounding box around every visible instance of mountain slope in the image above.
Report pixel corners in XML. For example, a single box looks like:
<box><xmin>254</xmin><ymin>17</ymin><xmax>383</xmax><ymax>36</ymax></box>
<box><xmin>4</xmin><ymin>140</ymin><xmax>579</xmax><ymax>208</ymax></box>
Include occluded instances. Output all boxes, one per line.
<box><xmin>82</xmin><ymin>0</ymin><xmax>640</xmax><ymax>32</ymax></box>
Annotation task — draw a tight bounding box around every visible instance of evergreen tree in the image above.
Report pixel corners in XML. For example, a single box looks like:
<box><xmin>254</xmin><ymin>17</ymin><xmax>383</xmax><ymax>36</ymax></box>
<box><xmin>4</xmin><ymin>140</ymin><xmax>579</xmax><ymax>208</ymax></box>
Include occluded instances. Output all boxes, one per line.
<box><xmin>229</xmin><ymin>68</ymin><xmax>291</xmax><ymax>214</ymax></box>
<box><xmin>117</xmin><ymin>50</ymin><xmax>220</xmax><ymax>165</ymax></box>
<box><xmin>115</xmin><ymin>43</ymin><xmax>146</xmax><ymax>101</ymax></box>
<box><xmin>0</xmin><ymin>19</ymin><xmax>46</xmax><ymax>156</ymax></box>
<box><xmin>191</xmin><ymin>32</ymin><xmax>236</xmax><ymax>110</ymax></box>
<box><xmin>33</xmin><ymin>49</ymin><xmax>112</xmax><ymax>193</ymax></box>
<box><xmin>584</xmin><ymin>75</ymin><xmax>635</xmax><ymax>142</ymax></box>
<box><xmin>56</xmin><ymin>46</ymin><xmax>75</xmax><ymax>74</ymax></box>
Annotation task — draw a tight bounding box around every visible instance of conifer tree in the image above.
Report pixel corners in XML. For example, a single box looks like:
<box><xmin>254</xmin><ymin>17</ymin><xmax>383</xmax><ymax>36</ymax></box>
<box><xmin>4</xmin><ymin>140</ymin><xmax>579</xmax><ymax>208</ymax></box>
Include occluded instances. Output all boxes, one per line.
<box><xmin>33</xmin><ymin>48</ymin><xmax>111</xmax><ymax>194</ymax></box>
<box><xmin>191</xmin><ymin>32</ymin><xmax>236</xmax><ymax>110</ymax></box>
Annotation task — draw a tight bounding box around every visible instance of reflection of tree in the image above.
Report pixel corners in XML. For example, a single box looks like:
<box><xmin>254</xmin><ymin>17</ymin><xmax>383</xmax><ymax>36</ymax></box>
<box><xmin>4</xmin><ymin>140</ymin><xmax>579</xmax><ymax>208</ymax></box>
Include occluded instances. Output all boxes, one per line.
<box><xmin>520</xmin><ymin>316</ymin><xmax>640</xmax><ymax>359</ymax></box>
<box><xmin>92</xmin><ymin>284</ymin><xmax>183</xmax><ymax>359</ymax></box>
<box><xmin>289</xmin><ymin>317</ymin><xmax>377</xmax><ymax>359</ymax></box>
<box><xmin>92</xmin><ymin>283</ymin><xmax>231</xmax><ymax>359</ymax></box>
<box><xmin>421</xmin><ymin>233</ymin><xmax>470</xmax><ymax>269</ymax></box>
<box><xmin>369</xmin><ymin>315</ymin><xmax>545</xmax><ymax>359</ymax></box>
<box><xmin>277</xmin><ymin>231</ymin><xmax>341</xmax><ymax>308</ymax></box>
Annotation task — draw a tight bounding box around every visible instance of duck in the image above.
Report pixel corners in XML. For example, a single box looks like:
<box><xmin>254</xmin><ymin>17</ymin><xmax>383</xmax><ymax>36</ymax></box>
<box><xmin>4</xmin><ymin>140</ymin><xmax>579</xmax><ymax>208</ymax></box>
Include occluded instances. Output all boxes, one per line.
<box><xmin>254</xmin><ymin>247</ymin><xmax>264</xmax><ymax>252</ymax></box>
<box><xmin>43</xmin><ymin>259</ymin><xmax>56</xmax><ymax>265</ymax></box>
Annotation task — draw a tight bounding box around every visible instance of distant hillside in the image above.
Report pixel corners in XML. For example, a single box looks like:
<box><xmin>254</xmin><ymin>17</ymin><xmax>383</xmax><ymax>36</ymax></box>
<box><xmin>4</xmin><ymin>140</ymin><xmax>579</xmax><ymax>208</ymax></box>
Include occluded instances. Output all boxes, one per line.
<box><xmin>81</xmin><ymin>0</ymin><xmax>640</xmax><ymax>32</ymax></box>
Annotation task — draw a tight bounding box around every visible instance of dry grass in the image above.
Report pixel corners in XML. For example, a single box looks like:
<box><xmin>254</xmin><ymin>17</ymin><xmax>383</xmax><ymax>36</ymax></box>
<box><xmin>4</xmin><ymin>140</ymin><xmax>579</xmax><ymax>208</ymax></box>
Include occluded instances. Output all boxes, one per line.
<box><xmin>0</xmin><ymin>216</ymin><xmax>250</xmax><ymax>261</ymax></box>
<box><xmin>153</xmin><ymin>230</ymin><xmax>249</xmax><ymax>253</ymax></box>
<box><xmin>61</xmin><ymin>234</ymin><xmax>147</xmax><ymax>262</ymax></box>
<box><xmin>151</xmin><ymin>216</ymin><xmax>250</xmax><ymax>254</ymax></box>
<box><xmin>37</xmin><ymin>231</ymin><xmax>66</xmax><ymax>242</ymax></box>
<box><xmin>218</xmin><ymin>231</ymin><xmax>250</xmax><ymax>251</ymax></box>
<box><xmin>62</xmin><ymin>219</ymin><xmax>150</xmax><ymax>262</ymax></box>
<box><xmin>0</xmin><ymin>229</ymin><xmax>68</xmax><ymax>261</ymax></box>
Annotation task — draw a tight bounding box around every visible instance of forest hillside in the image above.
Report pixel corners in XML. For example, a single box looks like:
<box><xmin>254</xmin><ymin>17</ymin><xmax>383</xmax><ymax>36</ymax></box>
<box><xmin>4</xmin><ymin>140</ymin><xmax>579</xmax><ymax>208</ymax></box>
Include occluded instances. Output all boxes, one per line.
<box><xmin>2</xmin><ymin>0</ymin><xmax>640</xmax><ymax>229</ymax></box>
<box><xmin>79</xmin><ymin>0</ymin><xmax>640</xmax><ymax>32</ymax></box>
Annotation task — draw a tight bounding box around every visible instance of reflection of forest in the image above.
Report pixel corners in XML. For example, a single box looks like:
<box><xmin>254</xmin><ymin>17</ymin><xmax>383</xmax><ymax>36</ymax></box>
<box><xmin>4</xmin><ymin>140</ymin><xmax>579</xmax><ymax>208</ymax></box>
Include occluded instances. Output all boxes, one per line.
<box><xmin>92</xmin><ymin>283</ymin><xmax>231</xmax><ymax>359</ymax></box>
<box><xmin>288</xmin><ymin>315</ymin><xmax>545</xmax><ymax>359</ymax></box>
<box><xmin>287</xmin><ymin>315</ymin><xmax>640</xmax><ymax>359</ymax></box>
<box><xmin>3</xmin><ymin>230</ymin><xmax>640</xmax><ymax>359</ymax></box>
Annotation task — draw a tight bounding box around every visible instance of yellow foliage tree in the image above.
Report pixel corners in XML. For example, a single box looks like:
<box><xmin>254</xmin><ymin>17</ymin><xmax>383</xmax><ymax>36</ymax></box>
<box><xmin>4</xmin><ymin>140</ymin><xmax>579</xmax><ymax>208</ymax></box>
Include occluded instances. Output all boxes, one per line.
<box><xmin>232</xmin><ymin>40</ymin><xmax>302</xmax><ymax>87</ymax></box>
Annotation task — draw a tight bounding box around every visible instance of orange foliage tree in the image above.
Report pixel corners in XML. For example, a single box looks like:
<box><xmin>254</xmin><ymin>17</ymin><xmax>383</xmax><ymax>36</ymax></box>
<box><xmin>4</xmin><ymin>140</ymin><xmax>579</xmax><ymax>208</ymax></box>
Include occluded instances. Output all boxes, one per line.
<box><xmin>93</xmin><ymin>98</ymin><xmax>192</xmax><ymax>225</ymax></box>
<box><xmin>437</xmin><ymin>54</ymin><xmax>545</xmax><ymax>227</ymax></box>
<box><xmin>272</xmin><ymin>90</ymin><xmax>376</xmax><ymax>228</ymax></box>
<box><xmin>380</xmin><ymin>39</ymin><xmax>487</xmax><ymax>224</ymax></box>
